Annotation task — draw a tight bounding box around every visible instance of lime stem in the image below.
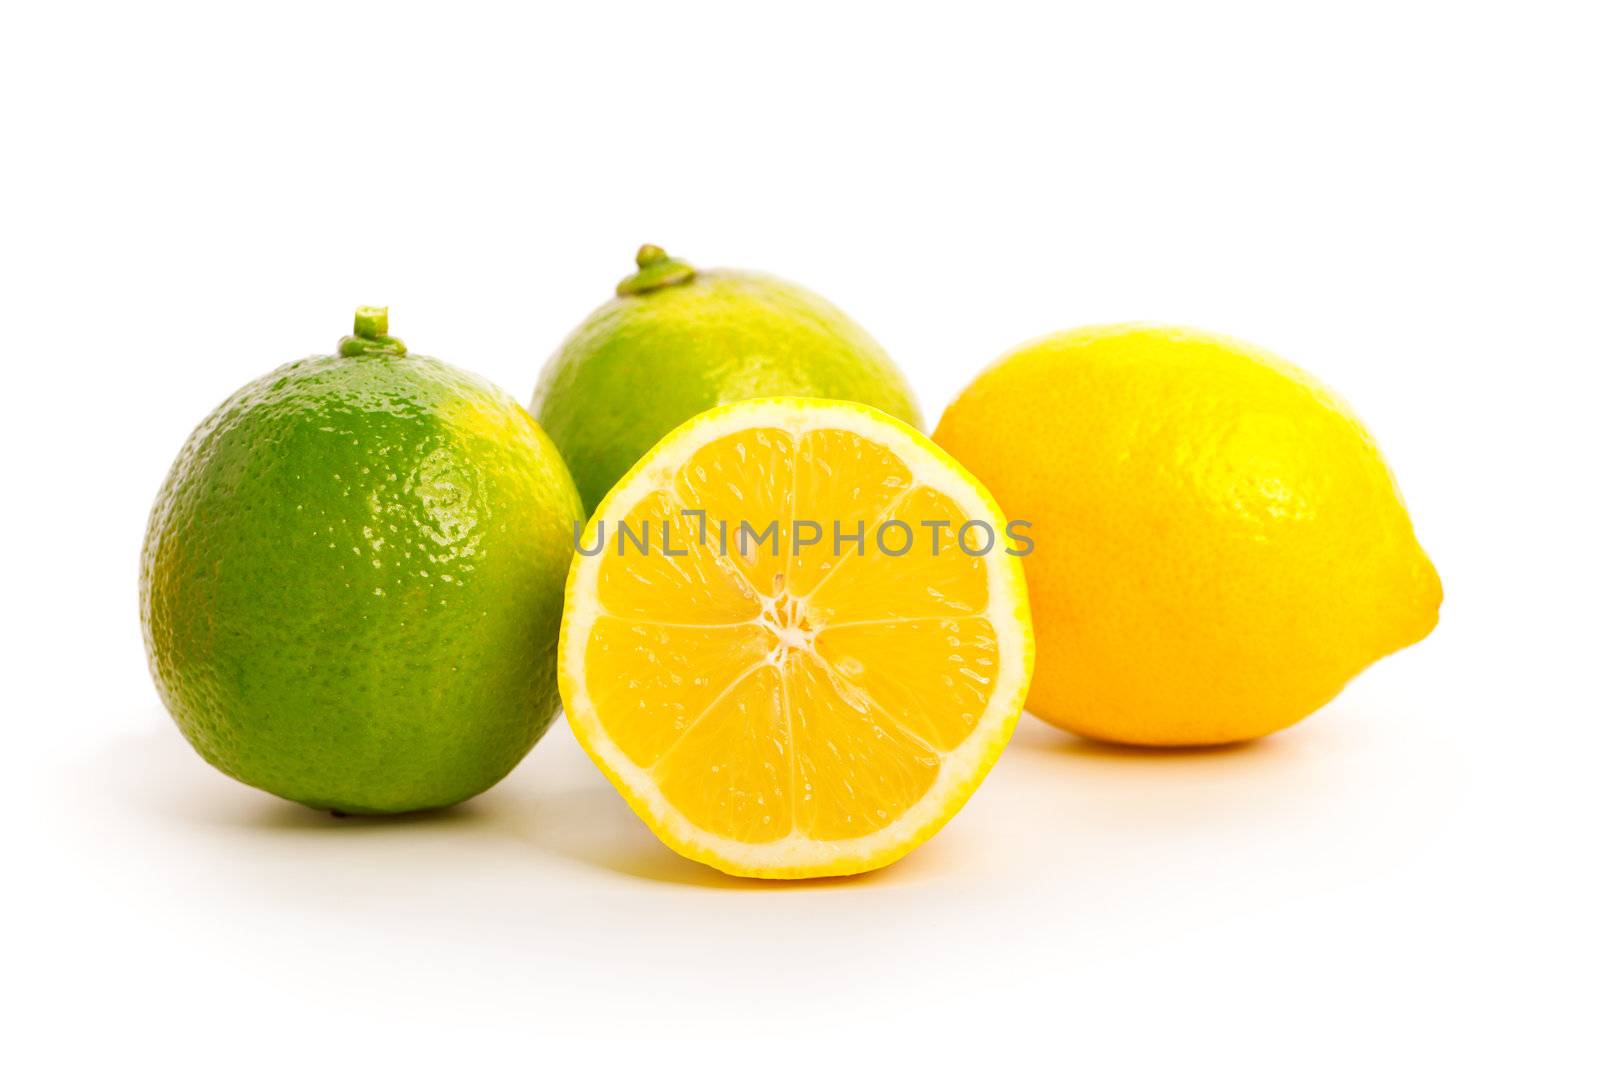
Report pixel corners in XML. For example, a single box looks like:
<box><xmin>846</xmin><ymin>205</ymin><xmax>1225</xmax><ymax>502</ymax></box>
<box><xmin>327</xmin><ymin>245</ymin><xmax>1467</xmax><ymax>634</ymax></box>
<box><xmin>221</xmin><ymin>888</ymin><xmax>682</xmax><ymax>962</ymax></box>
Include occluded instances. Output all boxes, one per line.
<box><xmin>616</xmin><ymin>244</ymin><xmax>697</xmax><ymax>296</ymax></box>
<box><xmin>339</xmin><ymin>306</ymin><xmax>408</xmax><ymax>357</ymax></box>
<box><xmin>353</xmin><ymin>306</ymin><xmax>389</xmax><ymax>339</ymax></box>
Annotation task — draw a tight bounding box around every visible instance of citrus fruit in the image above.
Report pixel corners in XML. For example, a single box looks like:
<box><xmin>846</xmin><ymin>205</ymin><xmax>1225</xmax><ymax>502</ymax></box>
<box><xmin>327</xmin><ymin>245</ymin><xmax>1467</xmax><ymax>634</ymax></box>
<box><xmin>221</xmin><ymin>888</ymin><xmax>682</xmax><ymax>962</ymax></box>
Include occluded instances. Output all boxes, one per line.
<box><xmin>141</xmin><ymin>308</ymin><xmax>584</xmax><ymax>813</ymax></box>
<box><xmin>532</xmin><ymin>245</ymin><xmax>924</xmax><ymax>513</ymax></box>
<box><xmin>559</xmin><ymin>397</ymin><xmax>1033</xmax><ymax>878</ymax></box>
<box><xmin>933</xmin><ymin>324</ymin><xmax>1441</xmax><ymax>747</ymax></box>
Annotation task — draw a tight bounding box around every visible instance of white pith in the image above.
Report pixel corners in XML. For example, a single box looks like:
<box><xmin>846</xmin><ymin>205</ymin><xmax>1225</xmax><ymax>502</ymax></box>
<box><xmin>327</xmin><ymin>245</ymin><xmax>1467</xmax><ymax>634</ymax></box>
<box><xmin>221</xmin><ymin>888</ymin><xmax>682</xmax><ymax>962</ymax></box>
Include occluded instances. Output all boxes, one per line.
<box><xmin>559</xmin><ymin>398</ymin><xmax>1033</xmax><ymax>877</ymax></box>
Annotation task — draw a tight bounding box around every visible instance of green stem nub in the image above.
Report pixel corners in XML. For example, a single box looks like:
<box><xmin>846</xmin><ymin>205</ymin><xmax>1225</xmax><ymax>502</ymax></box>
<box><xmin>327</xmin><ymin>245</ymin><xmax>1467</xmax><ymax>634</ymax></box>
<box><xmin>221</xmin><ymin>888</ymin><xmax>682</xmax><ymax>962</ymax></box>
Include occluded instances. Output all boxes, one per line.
<box><xmin>339</xmin><ymin>306</ymin><xmax>408</xmax><ymax>357</ymax></box>
<box><xmin>616</xmin><ymin>244</ymin><xmax>696</xmax><ymax>296</ymax></box>
<box><xmin>354</xmin><ymin>306</ymin><xmax>388</xmax><ymax>339</ymax></box>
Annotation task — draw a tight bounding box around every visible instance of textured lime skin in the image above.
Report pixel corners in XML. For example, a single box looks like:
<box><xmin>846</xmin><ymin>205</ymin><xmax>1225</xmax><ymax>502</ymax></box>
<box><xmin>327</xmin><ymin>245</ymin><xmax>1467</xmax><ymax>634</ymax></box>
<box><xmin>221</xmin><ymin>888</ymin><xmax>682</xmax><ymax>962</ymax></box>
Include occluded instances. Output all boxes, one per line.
<box><xmin>533</xmin><ymin>266</ymin><xmax>924</xmax><ymax>512</ymax></box>
<box><xmin>141</xmin><ymin>348</ymin><xmax>583</xmax><ymax>813</ymax></box>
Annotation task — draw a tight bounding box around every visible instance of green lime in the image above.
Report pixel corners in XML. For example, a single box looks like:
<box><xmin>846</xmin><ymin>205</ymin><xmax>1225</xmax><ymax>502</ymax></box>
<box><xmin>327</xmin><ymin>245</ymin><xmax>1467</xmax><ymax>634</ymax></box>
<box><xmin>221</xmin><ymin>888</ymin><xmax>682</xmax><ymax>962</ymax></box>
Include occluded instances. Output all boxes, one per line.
<box><xmin>140</xmin><ymin>308</ymin><xmax>583</xmax><ymax>814</ymax></box>
<box><xmin>532</xmin><ymin>245</ymin><xmax>924</xmax><ymax>512</ymax></box>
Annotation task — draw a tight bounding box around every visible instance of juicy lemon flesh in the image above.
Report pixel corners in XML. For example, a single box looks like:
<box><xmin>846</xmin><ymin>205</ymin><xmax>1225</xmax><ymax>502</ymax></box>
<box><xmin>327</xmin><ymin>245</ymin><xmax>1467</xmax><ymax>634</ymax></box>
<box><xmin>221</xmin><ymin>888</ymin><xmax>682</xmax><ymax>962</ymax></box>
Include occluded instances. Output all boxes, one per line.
<box><xmin>565</xmin><ymin>401</ymin><xmax>1031</xmax><ymax>877</ymax></box>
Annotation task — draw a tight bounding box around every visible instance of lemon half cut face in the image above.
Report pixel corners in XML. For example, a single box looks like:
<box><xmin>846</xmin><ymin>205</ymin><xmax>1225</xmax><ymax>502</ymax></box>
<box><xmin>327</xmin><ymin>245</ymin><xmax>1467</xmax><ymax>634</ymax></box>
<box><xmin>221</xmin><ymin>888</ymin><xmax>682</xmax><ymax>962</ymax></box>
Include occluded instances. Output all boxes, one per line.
<box><xmin>559</xmin><ymin>398</ymin><xmax>1034</xmax><ymax>878</ymax></box>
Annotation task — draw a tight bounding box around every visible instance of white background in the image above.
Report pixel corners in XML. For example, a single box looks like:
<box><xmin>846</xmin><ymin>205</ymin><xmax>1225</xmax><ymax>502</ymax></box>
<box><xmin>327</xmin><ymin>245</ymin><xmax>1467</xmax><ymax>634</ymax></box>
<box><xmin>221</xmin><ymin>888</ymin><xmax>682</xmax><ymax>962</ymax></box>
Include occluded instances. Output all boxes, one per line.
<box><xmin>3</xmin><ymin>2</ymin><xmax>1595</xmax><ymax>1062</ymax></box>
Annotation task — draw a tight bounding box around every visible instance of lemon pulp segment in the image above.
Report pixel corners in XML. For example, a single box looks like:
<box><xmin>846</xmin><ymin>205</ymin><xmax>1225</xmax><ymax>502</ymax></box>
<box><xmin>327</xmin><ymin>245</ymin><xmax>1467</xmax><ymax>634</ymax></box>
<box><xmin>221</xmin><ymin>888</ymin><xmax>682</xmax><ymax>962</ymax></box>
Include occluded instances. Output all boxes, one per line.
<box><xmin>560</xmin><ymin>399</ymin><xmax>1032</xmax><ymax>877</ymax></box>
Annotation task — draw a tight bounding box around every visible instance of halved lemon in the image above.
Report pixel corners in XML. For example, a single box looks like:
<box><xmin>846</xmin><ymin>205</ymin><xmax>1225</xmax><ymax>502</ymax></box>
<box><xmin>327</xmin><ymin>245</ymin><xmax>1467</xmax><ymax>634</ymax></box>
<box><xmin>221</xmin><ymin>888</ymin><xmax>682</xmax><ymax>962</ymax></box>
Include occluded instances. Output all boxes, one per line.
<box><xmin>559</xmin><ymin>398</ymin><xmax>1033</xmax><ymax>878</ymax></box>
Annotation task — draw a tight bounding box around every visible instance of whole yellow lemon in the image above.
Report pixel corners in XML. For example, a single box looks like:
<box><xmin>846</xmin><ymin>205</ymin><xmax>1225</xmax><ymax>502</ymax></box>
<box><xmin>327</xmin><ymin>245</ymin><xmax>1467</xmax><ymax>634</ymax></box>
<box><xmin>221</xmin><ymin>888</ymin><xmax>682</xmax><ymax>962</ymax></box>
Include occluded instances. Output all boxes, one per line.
<box><xmin>933</xmin><ymin>324</ymin><xmax>1440</xmax><ymax>746</ymax></box>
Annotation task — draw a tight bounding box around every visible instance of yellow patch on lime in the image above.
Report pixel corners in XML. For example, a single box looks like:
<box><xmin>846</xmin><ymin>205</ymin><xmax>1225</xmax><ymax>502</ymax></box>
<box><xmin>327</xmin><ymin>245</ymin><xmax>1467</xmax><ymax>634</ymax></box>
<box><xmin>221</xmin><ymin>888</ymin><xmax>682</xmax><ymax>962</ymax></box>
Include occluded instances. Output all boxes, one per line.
<box><xmin>559</xmin><ymin>398</ymin><xmax>1033</xmax><ymax>878</ymax></box>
